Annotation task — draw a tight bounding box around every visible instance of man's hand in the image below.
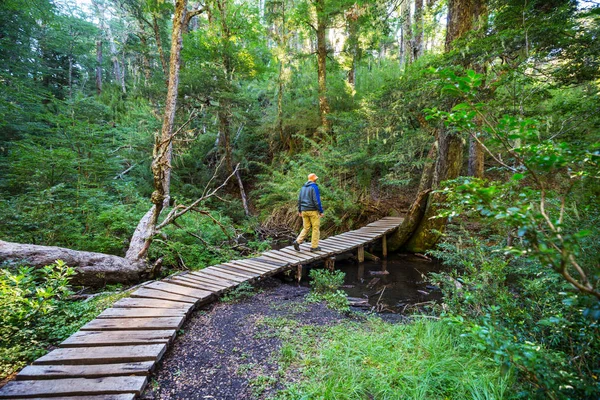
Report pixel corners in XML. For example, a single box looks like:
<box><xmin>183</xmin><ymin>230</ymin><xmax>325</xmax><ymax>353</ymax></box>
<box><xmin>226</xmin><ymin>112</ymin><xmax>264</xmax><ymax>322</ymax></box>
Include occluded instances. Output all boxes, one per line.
<box><xmin>319</xmin><ymin>213</ymin><xmax>324</xmax><ymax>217</ymax></box>
<box><xmin>298</xmin><ymin>212</ymin><xmax>302</xmax><ymax>217</ymax></box>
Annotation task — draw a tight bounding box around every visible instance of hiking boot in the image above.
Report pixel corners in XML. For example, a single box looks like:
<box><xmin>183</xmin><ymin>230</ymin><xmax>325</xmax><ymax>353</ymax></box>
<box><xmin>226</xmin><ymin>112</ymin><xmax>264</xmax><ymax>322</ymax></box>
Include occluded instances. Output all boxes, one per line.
<box><xmin>310</xmin><ymin>246</ymin><xmax>322</xmax><ymax>252</ymax></box>
<box><xmin>293</xmin><ymin>241</ymin><xmax>300</xmax><ymax>251</ymax></box>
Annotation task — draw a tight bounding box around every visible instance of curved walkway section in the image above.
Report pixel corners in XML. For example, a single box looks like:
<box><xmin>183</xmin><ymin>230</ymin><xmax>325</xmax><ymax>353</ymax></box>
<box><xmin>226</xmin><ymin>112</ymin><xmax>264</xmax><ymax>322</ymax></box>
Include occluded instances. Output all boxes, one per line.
<box><xmin>0</xmin><ymin>217</ymin><xmax>403</xmax><ymax>399</ymax></box>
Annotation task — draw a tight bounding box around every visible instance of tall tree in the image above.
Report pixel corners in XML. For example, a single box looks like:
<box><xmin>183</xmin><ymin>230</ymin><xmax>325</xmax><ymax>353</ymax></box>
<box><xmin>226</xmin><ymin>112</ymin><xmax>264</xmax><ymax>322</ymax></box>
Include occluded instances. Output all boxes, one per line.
<box><xmin>389</xmin><ymin>0</ymin><xmax>487</xmax><ymax>252</ymax></box>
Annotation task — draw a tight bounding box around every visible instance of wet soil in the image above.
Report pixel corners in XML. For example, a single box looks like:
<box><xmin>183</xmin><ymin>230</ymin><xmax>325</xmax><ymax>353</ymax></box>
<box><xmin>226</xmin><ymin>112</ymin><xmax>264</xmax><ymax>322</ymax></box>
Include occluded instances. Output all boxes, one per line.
<box><xmin>141</xmin><ymin>278</ymin><xmax>349</xmax><ymax>400</ymax></box>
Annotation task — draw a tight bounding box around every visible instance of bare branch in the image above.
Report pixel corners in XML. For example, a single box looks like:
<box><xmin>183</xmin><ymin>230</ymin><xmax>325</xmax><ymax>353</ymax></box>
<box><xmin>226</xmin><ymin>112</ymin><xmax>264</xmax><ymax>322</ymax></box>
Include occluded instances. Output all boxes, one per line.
<box><xmin>156</xmin><ymin>163</ymin><xmax>240</xmax><ymax>230</ymax></box>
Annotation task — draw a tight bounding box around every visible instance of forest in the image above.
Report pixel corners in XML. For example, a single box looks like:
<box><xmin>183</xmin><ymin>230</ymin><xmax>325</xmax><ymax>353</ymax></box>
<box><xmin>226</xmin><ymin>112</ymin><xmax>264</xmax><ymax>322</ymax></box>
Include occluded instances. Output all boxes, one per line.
<box><xmin>0</xmin><ymin>0</ymin><xmax>599</xmax><ymax>398</ymax></box>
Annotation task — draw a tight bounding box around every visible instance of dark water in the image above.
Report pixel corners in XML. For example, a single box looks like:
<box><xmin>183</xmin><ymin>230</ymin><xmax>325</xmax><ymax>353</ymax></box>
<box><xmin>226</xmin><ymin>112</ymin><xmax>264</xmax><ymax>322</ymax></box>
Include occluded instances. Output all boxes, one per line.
<box><xmin>334</xmin><ymin>253</ymin><xmax>444</xmax><ymax>313</ymax></box>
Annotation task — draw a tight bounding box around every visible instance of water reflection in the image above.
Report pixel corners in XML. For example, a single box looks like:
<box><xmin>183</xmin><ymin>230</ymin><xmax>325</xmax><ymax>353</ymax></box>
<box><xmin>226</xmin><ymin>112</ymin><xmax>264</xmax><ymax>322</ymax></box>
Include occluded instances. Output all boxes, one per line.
<box><xmin>336</xmin><ymin>253</ymin><xmax>444</xmax><ymax>313</ymax></box>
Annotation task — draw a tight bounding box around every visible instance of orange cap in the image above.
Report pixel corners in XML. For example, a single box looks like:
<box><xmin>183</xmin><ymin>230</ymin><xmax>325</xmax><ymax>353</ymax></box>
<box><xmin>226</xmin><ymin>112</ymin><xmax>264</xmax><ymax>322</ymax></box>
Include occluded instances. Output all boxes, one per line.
<box><xmin>308</xmin><ymin>173</ymin><xmax>318</xmax><ymax>182</ymax></box>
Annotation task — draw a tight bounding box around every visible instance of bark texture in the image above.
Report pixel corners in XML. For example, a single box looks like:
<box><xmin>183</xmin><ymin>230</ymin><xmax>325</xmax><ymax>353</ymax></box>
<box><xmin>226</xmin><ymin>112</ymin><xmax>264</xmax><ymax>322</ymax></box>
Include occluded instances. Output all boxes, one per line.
<box><xmin>468</xmin><ymin>136</ymin><xmax>484</xmax><ymax>177</ymax></box>
<box><xmin>316</xmin><ymin>0</ymin><xmax>331</xmax><ymax>131</ymax></box>
<box><xmin>127</xmin><ymin>0</ymin><xmax>187</xmax><ymax>261</ymax></box>
<box><xmin>402</xmin><ymin>131</ymin><xmax>464</xmax><ymax>252</ymax></box>
<box><xmin>0</xmin><ymin>241</ymin><xmax>148</xmax><ymax>287</ymax></box>
<box><xmin>445</xmin><ymin>0</ymin><xmax>487</xmax><ymax>52</ymax></box>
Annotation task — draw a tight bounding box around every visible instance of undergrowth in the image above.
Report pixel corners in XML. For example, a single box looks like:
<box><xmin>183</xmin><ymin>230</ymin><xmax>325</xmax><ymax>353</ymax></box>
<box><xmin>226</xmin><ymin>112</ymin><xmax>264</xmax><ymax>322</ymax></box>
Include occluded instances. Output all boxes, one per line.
<box><xmin>306</xmin><ymin>269</ymin><xmax>349</xmax><ymax>312</ymax></box>
<box><xmin>274</xmin><ymin>317</ymin><xmax>512</xmax><ymax>399</ymax></box>
<box><xmin>0</xmin><ymin>261</ymin><xmax>128</xmax><ymax>379</ymax></box>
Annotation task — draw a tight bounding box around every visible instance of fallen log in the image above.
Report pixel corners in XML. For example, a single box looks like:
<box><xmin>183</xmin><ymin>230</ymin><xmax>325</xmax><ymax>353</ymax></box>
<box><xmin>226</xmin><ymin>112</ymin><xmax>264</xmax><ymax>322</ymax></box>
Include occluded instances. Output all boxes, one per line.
<box><xmin>0</xmin><ymin>240</ymin><xmax>149</xmax><ymax>287</ymax></box>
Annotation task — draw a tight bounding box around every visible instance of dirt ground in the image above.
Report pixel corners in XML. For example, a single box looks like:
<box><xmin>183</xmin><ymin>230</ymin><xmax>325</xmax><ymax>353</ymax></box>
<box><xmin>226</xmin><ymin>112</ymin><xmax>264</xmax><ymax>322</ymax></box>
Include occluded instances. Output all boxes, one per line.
<box><xmin>141</xmin><ymin>277</ymin><xmax>349</xmax><ymax>400</ymax></box>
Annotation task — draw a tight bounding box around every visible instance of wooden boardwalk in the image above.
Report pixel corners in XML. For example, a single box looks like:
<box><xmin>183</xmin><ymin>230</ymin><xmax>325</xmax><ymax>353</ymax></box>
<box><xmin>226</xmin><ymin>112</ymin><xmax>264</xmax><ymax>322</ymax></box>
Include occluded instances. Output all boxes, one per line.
<box><xmin>0</xmin><ymin>217</ymin><xmax>402</xmax><ymax>399</ymax></box>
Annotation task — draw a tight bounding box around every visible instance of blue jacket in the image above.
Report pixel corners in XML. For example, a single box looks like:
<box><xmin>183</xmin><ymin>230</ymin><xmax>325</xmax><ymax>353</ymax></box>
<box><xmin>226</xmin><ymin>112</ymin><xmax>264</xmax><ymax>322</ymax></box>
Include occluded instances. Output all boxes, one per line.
<box><xmin>298</xmin><ymin>181</ymin><xmax>323</xmax><ymax>213</ymax></box>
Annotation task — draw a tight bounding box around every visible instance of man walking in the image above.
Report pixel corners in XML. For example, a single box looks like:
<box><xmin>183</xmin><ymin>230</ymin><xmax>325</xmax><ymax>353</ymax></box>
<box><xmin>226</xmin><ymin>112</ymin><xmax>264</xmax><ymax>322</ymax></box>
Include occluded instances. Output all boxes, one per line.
<box><xmin>293</xmin><ymin>173</ymin><xmax>324</xmax><ymax>252</ymax></box>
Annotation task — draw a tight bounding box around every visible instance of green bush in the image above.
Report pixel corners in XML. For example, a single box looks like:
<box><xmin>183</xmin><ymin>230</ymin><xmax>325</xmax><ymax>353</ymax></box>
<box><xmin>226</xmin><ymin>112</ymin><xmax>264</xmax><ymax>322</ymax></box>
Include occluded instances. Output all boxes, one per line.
<box><xmin>306</xmin><ymin>269</ymin><xmax>349</xmax><ymax>312</ymax></box>
<box><xmin>0</xmin><ymin>261</ymin><xmax>126</xmax><ymax>378</ymax></box>
<box><xmin>430</xmin><ymin>225</ymin><xmax>600</xmax><ymax>399</ymax></box>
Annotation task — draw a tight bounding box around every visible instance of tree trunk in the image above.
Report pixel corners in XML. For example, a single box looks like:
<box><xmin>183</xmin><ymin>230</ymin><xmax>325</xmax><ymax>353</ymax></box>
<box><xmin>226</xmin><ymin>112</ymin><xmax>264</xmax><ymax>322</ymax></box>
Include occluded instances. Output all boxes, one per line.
<box><xmin>278</xmin><ymin>59</ymin><xmax>286</xmax><ymax>148</ymax></box>
<box><xmin>468</xmin><ymin>136</ymin><xmax>484</xmax><ymax>177</ymax></box>
<box><xmin>153</xmin><ymin>14</ymin><xmax>169</xmax><ymax>79</ymax></box>
<box><xmin>389</xmin><ymin>0</ymin><xmax>487</xmax><ymax>254</ymax></box>
<box><xmin>401</xmin><ymin>0</ymin><xmax>412</xmax><ymax>66</ymax></box>
<box><xmin>445</xmin><ymin>0</ymin><xmax>487</xmax><ymax>52</ymax></box>
<box><xmin>414</xmin><ymin>0</ymin><xmax>424</xmax><ymax>60</ymax></box>
<box><xmin>137</xmin><ymin>21</ymin><xmax>152</xmax><ymax>85</ymax></box>
<box><xmin>126</xmin><ymin>0</ymin><xmax>187</xmax><ymax>261</ymax></box>
<box><xmin>218</xmin><ymin>106</ymin><xmax>233</xmax><ymax>174</ymax></box>
<box><xmin>316</xmin><ymin>0</ymin><xmax>331</xmax><ymax>132</ymax></box>
<box><xmin>402</xmin><ymin>130</ymin><xmax>464</xmax><ymax>252</ymax></box>
<box><xmin>104</xmin><ymin>16</ymin><xmax>124</xmax><ymax>93</ymax></box>
<box><xmin>347</xmin><ymin>17</ymin><xmax>358</xmax><ymax>90</ymax></box>
<box><xmin>235</xmin><ymin>169</ymin><xmax>250</xmax><ymax>216</ymax></box>
<box><xmin>0</xmin><ymin>241</ymin><xmax>148</xmax><ymax>287</ymax></box>
<box><xmin>96</xmin><ymin>39</ymin><xmax>102</xmax><ymax>95</ymax></box>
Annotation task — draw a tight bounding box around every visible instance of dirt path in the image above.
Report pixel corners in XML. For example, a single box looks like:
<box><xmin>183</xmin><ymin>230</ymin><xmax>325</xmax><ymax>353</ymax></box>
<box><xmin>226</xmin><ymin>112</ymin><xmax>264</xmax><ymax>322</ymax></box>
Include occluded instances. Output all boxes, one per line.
<box><xmin>141</xmin><ymin>277</ymin><xmax>348</xmax><ymax>400</ymax></box>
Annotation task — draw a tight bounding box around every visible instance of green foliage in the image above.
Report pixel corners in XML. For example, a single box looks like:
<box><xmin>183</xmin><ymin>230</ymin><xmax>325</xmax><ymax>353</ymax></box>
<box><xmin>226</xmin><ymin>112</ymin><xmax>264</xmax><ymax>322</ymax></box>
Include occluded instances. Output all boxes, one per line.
<box><xmin>275</xmin><ymin>318</ymin><xmax>512</xmax><ymax>399</ymax></box>
<box><xmin>430</xmin><ymin>226</ymin><xmax>600</xmax><ymax>399</ymax></box>
<box><xmin>0</xmin><ymin>261</ymin><xmax>126</xmax><ymax>378</ymax></box>
<box><xmin>306</xmin><ymin>269</ymin><xmax>349</xmax><ymax>312</ymax></box>
<box><xmin>422</xmin><ymin>69</ymin><xmax>600</xmax><ymax>398</ymax></box>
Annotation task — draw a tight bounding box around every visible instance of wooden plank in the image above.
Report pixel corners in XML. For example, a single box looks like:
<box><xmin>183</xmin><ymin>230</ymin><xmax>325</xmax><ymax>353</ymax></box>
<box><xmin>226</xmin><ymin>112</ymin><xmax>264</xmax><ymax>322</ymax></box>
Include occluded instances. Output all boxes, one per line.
<box><xmin>223</xmin><ymin>262</ymin><xmax>269</xmax><ymax>274</ymax></box>
<box><xmin>166</xmin><ymin>276</ymin><xmax>225</xmax><ymax>293</ymax></box>
<box><xmin>183</xmin><ymin>272</ymin><xmax>236</xmax><ymax>288</ymax></box>
<box><xmin>144</xmin><ymin>281</ymin><xmax>212</xmax><ymax>299</ymax></box>
<box><xmin>187</xmin><ymin>271</ymin><xmax>240</xmax><ymax>286</ymax></box>
<box><xmin>326</xmin><ymin>237</ymin><xmax>360</xmax><ymax>246</ymax></box>
<box><xmin>80</xmin><ymin>317</ymin><xmax>183</xmax><ymax>332</ymax></box>
<box><xmin>196</xmin><ymin>269</ymin><xmax>248</xmax><ymax>283</ymax></box>
<box><xmin>207</xmin><ymin>265</ymin><xmax>257</xmax><ymax>279</ymax></box>
<box><xmin>320</xmin><ymin>241</ymin><xmax>352</xmax><ymax>251</ymax></box>
<box><xmin>98</xmin><ymin>308</ymin><xmax>186</xmax><ymax>319</ymax></box>
<box><xmin>259</xmin><ymin>253</ymin><xmax>296</xmax><ymax>265</ymax></box>
<box><xmin>33</xmin><ymin>344</ymin><xmax>166</xmax><ymax>366</ymax></box>
<box><xmin>345</xmin><ymin>232</ymin><xmax>378</xmax><ymax>240</ymax></box>
<box><xmin>221</xmin><ymin>263</ymin><xmax>266</xmax><ymax>275</ymax></box>
<box><xmin>217</xmin><ymin>265</ymin><xmax>260</xmax><ymax>277</ymax></box>
<box><xmin>131</xmin><ymin>288</ymin><xmax>198</xmax><ymax>304</ymax></box>
<box><xmin>112</xmin><ymin>298</ymin><xmax>192</xmax><ymax>310</ymax></box>
<box><xmin>178</xmin><ymin>272</ymin><xmax>232</xmax><ymax>287</ymax></box>
<box><xmin>316</xmin><ymin>242</ymin><xmax>348</xmax><ymax>252</ymax></box>
<box><xmin>61</xmin><ymin>330</ymin><xmax>175</xmax><ymax>348</ymax></box>
<box><xmin>230</xmin><ymin>259</ymin><xmax>275</xmax><ymax>271</ymax></box>
<box><xmin>251</xmin><ymin>257</ymin><xmax>287</xmax><ymax>267</ymax></box>
<box><xmin>330</xmin><ymin>237</ymin><xmax>364</xmax><ymax>246</ymax></box>
<box><xmin>277</xmin><ymin>248</ymin><xmax>315</xmax><ymax>260</ymax></box>
<box><xmin>17</xmin><ymin>362</ymin><xmax>154</xmax><ymax>380</ymax></box>
<box><xmin>263</xmin><ymin>251</ymin><xmax>303</xmax><ymax>263</ymax></box>
<box><xmin>298</xmin><ymin>244</ymin><xmax>329</xmax><ymax>254</ymax></box>
<box><xmin>0</xmin><ymin>377</ymin><xmax>147</xmax><ymax>398</ymax></box>
<box><xmin>336</xmin><ymin>234</ymin><xmax>369</xmax><ymax>243</ymax></box>
<box><xmin>230</xmin><ymin>260</ymin><xmax>275</xmax><ymax>272</ymax></box>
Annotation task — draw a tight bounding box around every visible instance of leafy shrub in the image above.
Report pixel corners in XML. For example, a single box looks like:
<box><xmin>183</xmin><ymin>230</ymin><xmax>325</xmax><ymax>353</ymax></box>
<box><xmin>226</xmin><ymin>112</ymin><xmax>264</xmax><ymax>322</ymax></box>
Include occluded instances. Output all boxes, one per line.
<box><xmin>306</xmin><ymin>269</ymin><xmax>349</xmax><ymax>312</ymax></box>
<box><xmin>0</xmin><ymin>261</ymin><xmax>126</xmax><ymax>378</ymax></box>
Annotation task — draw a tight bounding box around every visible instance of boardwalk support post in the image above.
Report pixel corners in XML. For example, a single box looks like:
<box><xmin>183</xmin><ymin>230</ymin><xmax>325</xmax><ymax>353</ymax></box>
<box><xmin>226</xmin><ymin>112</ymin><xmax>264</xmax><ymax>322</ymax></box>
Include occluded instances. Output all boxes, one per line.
<box><xmin>325</xmin><ymin>256</ymin><xmax>335</xmax><ymax>271</ymax></box>
<box><xmin>383</xmin><ymin>235</ymin><xmax>387</xmax><ymax>258</ymax></box>
<box><xmin>296</xmin><ymin>264</ymin><xmax>303</xmax><ymax>283</ymax></box>
<box><xmin>358</xmin><ymin>245</ymin><xmax>364</xmax><ymax>263</ymax></box>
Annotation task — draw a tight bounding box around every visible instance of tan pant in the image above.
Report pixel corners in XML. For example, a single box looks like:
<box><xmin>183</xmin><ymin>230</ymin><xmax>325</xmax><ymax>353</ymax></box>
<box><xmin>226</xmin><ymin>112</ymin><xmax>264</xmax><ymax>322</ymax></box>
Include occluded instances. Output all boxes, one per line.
<box><xmin>296</xmin><ymin>211</ymin><xmax>320</xmax><ymax>248</ymax></box>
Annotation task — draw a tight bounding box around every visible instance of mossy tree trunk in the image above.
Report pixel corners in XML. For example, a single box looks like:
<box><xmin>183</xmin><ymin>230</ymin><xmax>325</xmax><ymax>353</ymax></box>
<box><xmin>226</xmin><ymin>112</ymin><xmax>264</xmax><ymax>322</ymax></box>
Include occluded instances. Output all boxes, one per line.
<box><xmin>389</xmin><ymin>0</ymin><xmax>486</xmax><ymax>253</ymax></box>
